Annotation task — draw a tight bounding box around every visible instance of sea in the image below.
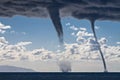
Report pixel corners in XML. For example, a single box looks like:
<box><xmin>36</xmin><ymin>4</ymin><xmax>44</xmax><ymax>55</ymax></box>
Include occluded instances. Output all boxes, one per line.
<box><xmin>0</xmin><ymin>72</ymin><xmax>120</xmax><ymax>80</ymax></box>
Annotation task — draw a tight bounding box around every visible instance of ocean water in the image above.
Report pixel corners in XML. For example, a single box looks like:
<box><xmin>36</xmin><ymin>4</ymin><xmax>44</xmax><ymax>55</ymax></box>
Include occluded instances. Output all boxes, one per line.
<box><xmin>0</xmin><ymin>72</ymin><xmax>120</xmax><ymax>80</ymax></box>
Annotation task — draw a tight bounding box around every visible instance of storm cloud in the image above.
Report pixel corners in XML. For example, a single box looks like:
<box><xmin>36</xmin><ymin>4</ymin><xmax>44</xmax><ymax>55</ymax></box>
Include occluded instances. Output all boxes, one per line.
<box><xmin>0</xmin><ymin>0</ymin><xmax>120</xmax><ymax>43</ymax></box>
<box><xmin>0</xmin><ymin>0</ymin><xmax>119</xmax><ymax>19</ymax></box>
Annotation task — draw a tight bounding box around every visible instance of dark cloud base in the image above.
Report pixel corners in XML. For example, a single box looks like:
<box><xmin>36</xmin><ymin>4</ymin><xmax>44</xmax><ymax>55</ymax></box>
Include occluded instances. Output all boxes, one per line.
<box><xmin>0</xmin><ymin>0</ymin><xmax>119</xmax><ymax>36</ymax></box>
<box><xmin>0</xmin><ymin>0</ymin><xmax>119</xmax><ymax>39</ymax></box>
<box><xmin>0</xmin><ymin>0</ymin><xmax>119</xmax><ymax>19</ymax></box>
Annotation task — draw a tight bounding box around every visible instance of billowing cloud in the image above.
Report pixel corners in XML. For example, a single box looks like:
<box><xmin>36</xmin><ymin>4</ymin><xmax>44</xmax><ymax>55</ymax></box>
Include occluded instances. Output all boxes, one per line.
<box><xmin>0</xmin><ymin>22</ymin><xmax>120</xmax><ymax>62</ymax></box>
<box><xmin>0</xmin><ymin>37</ymin><xmax>8</xmax><ymax>44</ymax></box>
<box><xmin>0</xmin><ymin>35</ymin><xmax>32</xmax><ymax>61</ymax></box>
<box><xmin>0</xmin><ymin>22</ymin><xmax>11</xmax><ymax>34</ymax></box>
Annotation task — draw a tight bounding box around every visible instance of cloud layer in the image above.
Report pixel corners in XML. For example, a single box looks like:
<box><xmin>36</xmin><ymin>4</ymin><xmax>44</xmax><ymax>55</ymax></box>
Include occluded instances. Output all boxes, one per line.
<box><xmin>0</xmin><ymin>22</ymin><xmax>120</xmax><ymax>62</ymax></box>
<box><xmin>0</xmin><ymin>0</ymin><xmax>119</xmax><ymax>44</ymax></box>
<box><xmin>0</xmin><ymin>0</ymin><xmax>119</xmax><ymax>21</ymax></box>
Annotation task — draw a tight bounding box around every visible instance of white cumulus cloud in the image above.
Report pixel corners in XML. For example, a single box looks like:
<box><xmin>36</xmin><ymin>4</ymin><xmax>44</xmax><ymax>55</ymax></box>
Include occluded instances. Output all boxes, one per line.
<box><xmin>0</xmin><ymin>22</ymin><xmax>11</xmax><ymax>34</ymax></box>
<box><xmin>0</xmin><ymin>22</ymin><xmax>120</xmax><ymax>62</ymax></box>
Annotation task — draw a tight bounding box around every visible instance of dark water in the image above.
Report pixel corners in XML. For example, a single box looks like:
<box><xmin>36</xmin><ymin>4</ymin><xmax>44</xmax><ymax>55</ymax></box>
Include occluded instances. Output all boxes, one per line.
<box><xmin>0</xmin><ymin>72</ymin><xmax>120</xmax><ymax>80</ymax></box>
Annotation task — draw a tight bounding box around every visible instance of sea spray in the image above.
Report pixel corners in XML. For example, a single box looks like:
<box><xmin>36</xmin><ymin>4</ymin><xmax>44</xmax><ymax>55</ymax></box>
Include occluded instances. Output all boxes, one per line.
<box><xmin>57</xmin><ymin>41</ymin><xmax>71</xmax><ymax>72</ymax></box>
<box><xmin>57</xmin><ymin>60</ymin><xmax>71</xmax><ymax>72</ymax></box>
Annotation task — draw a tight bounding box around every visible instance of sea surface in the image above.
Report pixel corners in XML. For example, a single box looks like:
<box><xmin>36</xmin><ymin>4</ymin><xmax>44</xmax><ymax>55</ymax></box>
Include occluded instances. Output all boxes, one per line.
<box><xmin>0</xmin><ymin>72</ymin><xmax>120</xmax><ymax>80</ymax></box>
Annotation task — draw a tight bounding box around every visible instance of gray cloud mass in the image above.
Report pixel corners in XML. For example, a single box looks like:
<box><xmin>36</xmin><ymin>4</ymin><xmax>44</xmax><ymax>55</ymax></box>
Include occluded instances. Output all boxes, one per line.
<box><xmin>0</xmin><ymin>0</ymin><xmax>120</xmax><ymax>43</ymax></box>
<box><xmin>0</xmin><ymin>0</ymin><xmax>119</xmax><ymax>19</ymax></box>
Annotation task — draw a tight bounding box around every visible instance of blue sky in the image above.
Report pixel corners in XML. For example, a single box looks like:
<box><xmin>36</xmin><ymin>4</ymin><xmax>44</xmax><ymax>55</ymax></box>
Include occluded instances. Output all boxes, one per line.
<box><xmin>0</xmin><ymin>15</ymin><xmax>120</xmax><ymax>72</ymax></box>
<box><xmin>0</xmin><ymin>15</ymin><xmax>120</xmax><ymax>51</ymax></box>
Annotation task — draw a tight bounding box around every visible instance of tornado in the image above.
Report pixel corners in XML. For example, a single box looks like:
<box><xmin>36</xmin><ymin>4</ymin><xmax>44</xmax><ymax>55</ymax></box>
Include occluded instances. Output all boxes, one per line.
<box><xmin>90</xmin><ymin>20</ymin><xmax>108</xmax><ymax>72</ymax></box>
<box><xmin>47</xmin><ymin>7</ymin><xmax>63</xmax><ymax>44</ymax></box>
<box><xmin>58</xmin><ymin>60</ymin><xmax>71</xmax><ymax>72</ymax></box>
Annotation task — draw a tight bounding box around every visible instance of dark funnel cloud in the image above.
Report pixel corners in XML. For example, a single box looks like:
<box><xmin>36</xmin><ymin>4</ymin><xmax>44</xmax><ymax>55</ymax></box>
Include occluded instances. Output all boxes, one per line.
<box><xmin>0</xmin><ymin>0</ymin><xmax>120</xmax><ymax>72</ymax></box>
<box><xmin>47</xmin><ymin>7</ymin><xmax>63</xmax><ymax>43</ymax></box>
